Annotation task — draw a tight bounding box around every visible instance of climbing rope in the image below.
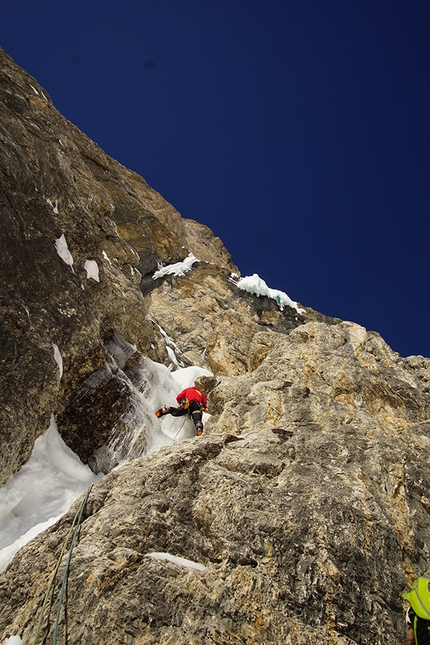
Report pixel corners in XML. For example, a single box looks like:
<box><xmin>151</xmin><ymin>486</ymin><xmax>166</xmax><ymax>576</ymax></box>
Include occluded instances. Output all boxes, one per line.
<box><xmin>32</xmin><ymin>485</ymin><xmax>92</xmax><ymax>645</ymax></box>
<box><xmin>170</xmin><ymin>416</ymin><xmax>187</xmax><ymax>443</ymax></box>
<box><xmin>53</xmin><ymin>485</ymin><xmax>92</xmax><ymax>644</ymax></box>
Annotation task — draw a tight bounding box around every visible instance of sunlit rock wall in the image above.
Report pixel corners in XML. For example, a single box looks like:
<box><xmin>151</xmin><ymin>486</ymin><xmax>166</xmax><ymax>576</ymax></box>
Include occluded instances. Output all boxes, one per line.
<box><xmin>1</xmin><ymin>47</ymin><xmax>430</xmax><ymax>645</ymax></box>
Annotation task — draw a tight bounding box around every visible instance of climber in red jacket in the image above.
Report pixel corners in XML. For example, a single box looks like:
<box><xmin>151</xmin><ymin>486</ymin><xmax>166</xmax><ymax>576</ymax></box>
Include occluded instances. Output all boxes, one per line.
<box><xmin>155</xmin><ymin>386</ymin><xmax>207</xmax><ymax>436</ymax></box>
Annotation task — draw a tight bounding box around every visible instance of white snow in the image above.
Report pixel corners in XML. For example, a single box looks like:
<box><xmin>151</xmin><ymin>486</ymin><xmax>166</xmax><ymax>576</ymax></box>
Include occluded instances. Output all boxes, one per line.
<box><xmin>146</xmin><ymin>552</ymin><xmax>206</xmax><ymax>572</ymax></box>
<box><xmin>0</xmin><ymin>357</ymin><xmax>211</xmax><ymax>573</ymax></box>
<box><xmin>0</xmin><ymin>416</ymin><xmax>100</xmax><ymax>573</ymax></box>
<box><xmin>170</xmin><ymin>365</ymin><xmax>212</xmax><ymax>390</ymax></box>
<box><xmin>151</xmin><ymin>320</ymin><xmax>189</xmax><ymax>369</ymax></box>
<box><xmin>84</xmin><ymin>260</ymin><xmax>100</xmax><ymax>282</ymax></box>
<box><xmin>102</xmin><ymin>250</ymin><xmax>112</xmax><ymax>265</ymax></box>
<box><xmin>30</xmin><ymin>84</ymin><xmax>39</xmax><ymax>95</ymax></box>
<box><xmin>54</xmin><ymin>234</ymin><xmax>74</xmax><ymax>272</ymax></box>
<box><xmin>152</xmin><ymin>252</ymin><xmax>198</xmax><ymax>279</ymax></box>
<box><xmin>166</xmin><ymin>346</ymin><xmax>180</xmax><ymax>367</ymax></box>
<box><xmin>234</xmin><ymin>273</ymin><xmax>305</xmax><ymax>314</ymax></box>
<box><xmin>52</xmin><ymin>343</ymin><xmax>63</xmax><ymax>378</ymax></box>
<box><xmin>3</xmin><ymin>636</ymin><xmax>22</xmax><ymax>645</ymax></box>
<box><xmin>105</xmin><ymin>356</ymin><xmax>211</xmax><ymax>461</ymax></box>
<box><xmin>46</xmin><ymin>198</ymin><xmax>59</xmax><ymax>214</ymax></box>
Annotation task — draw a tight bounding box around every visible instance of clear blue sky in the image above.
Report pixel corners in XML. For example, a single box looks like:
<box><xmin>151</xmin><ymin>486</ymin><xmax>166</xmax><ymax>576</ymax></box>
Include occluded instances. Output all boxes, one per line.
<box><xmin>2</xmin><ymin>0</ymin><xmax>429</xmax><ymax>357</ymax></box>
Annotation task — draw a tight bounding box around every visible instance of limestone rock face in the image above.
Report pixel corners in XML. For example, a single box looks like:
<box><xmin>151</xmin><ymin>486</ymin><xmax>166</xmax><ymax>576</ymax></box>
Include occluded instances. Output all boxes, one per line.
<box><xmin>148</xmin><ymin>265</ymin><xmax>309</xmax><ymax>374</ymax></box>
<box><xmin>1</xmin><ymin>48</ymin><xmax>430</xmax><ymax>645</ymax></box>
<box><xmin>205</xmin><ymin>320</ymin><xmax>430</xmax><ymax>437</ymax></box>
<box><xmin>1</xmin><ymin>407</ymin><xmax>430</xmax><ymax>645</ymax></box>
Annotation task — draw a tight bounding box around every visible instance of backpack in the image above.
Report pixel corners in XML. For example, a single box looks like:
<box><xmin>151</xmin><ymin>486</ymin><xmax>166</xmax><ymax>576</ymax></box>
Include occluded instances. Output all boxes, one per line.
<box><xmin>403</xmin><ymin>572</ymin><xmax>430</xmax><ymax>619</ymax></box>
<box><xmin>176</xmin><ymin>386</ymin><xmax>207</xmax><ymax>409</ymax></box>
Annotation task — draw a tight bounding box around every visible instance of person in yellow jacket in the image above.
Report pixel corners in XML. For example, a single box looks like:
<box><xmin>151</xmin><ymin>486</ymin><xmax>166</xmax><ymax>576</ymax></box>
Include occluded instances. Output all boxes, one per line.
<box><xmin>403</xmin><ymin>572</ymin><xmax>430</xmax><ymax>644</ymax></box>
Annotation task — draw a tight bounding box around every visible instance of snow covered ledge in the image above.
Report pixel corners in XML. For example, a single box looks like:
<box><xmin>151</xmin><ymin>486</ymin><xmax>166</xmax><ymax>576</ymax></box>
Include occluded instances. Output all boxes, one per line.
<box><xmin>152</xmin><ymin>252</ymin><xmax>198</xmax><ymax>279</ymax></box>
<box><xmin>145</xmin><ymin>552</ymin><xmax>206</xmax><ymax>572</ymax></box>
<box><xmin>232</xmin><ymin>273</ymin><xmax>305</xmax><ymax>314</ymax></box>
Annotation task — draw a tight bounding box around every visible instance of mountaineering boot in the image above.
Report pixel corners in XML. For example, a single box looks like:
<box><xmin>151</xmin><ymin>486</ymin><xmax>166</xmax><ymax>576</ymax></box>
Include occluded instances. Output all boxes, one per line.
<box><xmin>195</xmin><ymin>421</ymin><xmax>203</xmax><ymax>436</ymax></box>
<box><xmin>155</xmin><ymin>406</ymin><xmax>169</xmax><ymax>418</ymax></box>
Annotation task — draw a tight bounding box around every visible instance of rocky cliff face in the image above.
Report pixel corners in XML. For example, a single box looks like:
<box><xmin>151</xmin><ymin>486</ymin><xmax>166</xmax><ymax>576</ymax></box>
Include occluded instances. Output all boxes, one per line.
<box><xmin>0</xmin><ymin>46</ymin><xmax>236</xmax><ymax>484</ymax></box>
<box><xmin>1</xmin><ymin>47</ymin><xmax>430</xmax><ymax>645</ymax></box>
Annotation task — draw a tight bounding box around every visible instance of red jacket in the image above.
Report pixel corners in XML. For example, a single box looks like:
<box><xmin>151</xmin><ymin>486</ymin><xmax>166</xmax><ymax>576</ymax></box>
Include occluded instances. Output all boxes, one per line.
<box><xmin>176</xmin><ymin>386</ymin><xmax>207</xmax><ymax>409</ymax></box>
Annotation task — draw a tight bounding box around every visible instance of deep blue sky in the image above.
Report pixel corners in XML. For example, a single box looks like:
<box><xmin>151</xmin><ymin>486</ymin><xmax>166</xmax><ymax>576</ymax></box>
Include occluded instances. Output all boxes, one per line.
<box><xmin>2</xmin><ymin>1</ymin><xmax>429</xmax><ymax>357</ymax></box>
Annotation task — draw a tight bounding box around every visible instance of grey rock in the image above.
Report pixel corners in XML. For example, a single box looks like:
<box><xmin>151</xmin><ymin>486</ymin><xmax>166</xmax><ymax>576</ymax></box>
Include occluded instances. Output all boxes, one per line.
<box><xmin>0</xmin><ymin>418</ymin><xmax>427</xmax><ymax>644</ymax></box>
<box><xmin>1</xmin><ymin>47</ymin><xmax>430</xmax><ymax>645</ymax></box>
<box><xmin>0</xmin><ymin>47</ymin><xmax>235</xmax><ymax>482</ymax></box>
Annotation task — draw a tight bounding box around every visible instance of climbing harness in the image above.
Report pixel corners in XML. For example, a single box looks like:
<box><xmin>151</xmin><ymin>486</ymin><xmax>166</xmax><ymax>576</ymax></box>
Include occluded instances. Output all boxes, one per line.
<box><xmin>32</xmin><ymin>485</ymin><xmax>92</xmax><ymax>645</ymax></box>
<box><xmin>156</xmin><ymin>399</ymin><xmax>205</xmax><ymax>442</ymax></box>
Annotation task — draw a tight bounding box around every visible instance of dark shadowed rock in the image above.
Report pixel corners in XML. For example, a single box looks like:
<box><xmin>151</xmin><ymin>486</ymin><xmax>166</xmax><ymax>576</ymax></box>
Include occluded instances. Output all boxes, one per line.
<box><xmin>0</xmin><ymin>46</ymin><xmax>236</xmax><ymax>484</ymax></box>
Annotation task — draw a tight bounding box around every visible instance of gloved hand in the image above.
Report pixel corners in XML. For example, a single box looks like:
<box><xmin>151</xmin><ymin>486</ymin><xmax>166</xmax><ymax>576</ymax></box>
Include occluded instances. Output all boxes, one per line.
<box><xmin>197</xmin><ymin>429</ymin><xmax>203</xmax><ymax>436</ymax></box>
<box><xmin>155</xmin><ymin>406</ymin><xmax>169</xmax><ymax>418</ymax></box>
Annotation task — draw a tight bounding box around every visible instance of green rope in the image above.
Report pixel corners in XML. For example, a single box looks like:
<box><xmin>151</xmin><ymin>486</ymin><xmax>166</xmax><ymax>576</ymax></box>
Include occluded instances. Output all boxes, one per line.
<box><xmin>31</xmin><ymin>485</ymin><xmax>92</xmax><ymax>645</ymax></box>
<box><xmin>53</xmin><ymin>485</ymin><xmax>92</xmax><ymax>645</ymax></box>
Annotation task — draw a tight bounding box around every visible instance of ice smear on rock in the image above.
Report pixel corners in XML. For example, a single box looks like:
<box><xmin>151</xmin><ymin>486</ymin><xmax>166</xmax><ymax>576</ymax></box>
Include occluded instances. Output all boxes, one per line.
<box><xmin>52</xmin><ymin>343</ymin><xmax>63</xmax><ymax>378</ymax></box>
<box><xmin>84</xmin><ymin>259</ymin><xmax>100</xmax><ymax>282</ymax></box>
<box><xmin>146</xmin><ymin>552</ymin><xmax>206</xmax><ymax>571</ymax></box>
<box><xmin>54</xmin><ymin>234</ymin><xmax>74</xmax><ymax>272</ymax></box>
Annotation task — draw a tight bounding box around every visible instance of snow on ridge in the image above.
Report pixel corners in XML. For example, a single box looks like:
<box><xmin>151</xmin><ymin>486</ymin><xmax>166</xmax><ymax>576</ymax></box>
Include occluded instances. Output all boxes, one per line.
<box><xmin>233</xmin><ymin>273</ymin><xmax>305</xmax><ymax>314</ymax></box>
<box><xmin>152</xmin><ymin>252</ymin><xmax>198</xmax><ymax>280</ymax></box>
<box><xmin>146</xmin><ymin>552</ymin><xmax>206</xmax><ymax>572</ymax></box>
